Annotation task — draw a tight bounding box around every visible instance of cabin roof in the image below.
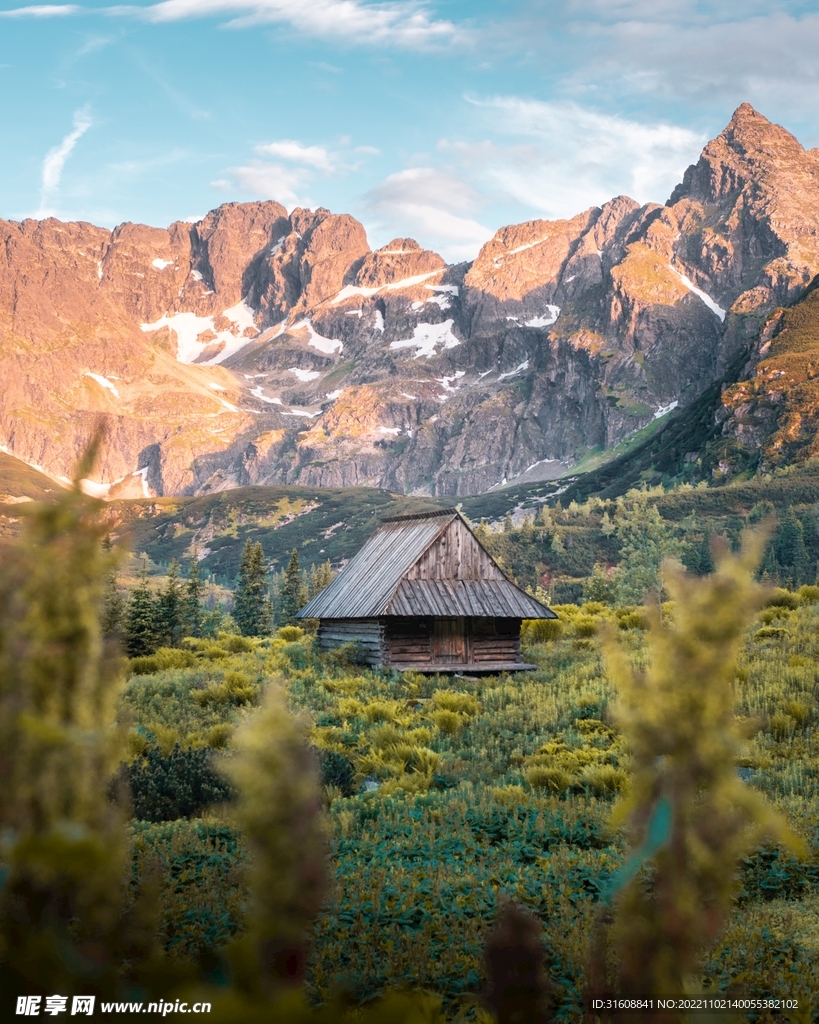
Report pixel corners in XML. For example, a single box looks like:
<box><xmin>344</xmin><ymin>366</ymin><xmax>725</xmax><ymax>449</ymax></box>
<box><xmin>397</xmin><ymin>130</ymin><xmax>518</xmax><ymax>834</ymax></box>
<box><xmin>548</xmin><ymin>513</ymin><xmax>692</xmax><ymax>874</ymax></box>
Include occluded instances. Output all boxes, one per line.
<box><xmin>298</xmin><ymin>508</ymin><xmax>556</xmax><ymax>620</ymax></box>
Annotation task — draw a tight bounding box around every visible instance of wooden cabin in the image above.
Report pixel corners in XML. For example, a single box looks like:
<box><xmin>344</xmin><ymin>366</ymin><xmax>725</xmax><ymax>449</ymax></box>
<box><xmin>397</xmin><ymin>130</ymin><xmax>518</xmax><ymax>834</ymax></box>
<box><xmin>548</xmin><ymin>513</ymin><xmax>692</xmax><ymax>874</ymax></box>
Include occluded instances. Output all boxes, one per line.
<box><xmin>297</xmin><ymin>508</ymin><xmax>557</xmax><ymax>673</ymax></box>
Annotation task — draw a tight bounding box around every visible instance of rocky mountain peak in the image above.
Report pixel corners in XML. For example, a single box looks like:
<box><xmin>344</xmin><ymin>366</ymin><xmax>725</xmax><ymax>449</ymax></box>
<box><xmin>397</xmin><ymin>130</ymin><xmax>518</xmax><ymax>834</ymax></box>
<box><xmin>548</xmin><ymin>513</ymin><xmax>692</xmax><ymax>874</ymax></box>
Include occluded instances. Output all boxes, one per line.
<box><xmin>355</xmin><ymin>238</ymin><xmax>445</xmax><ymax>289</ymax></box>
<box><xmin>721</xmin><ymin>102</ymin><xmax>804</xmax><ymax>158</ymax></box>
<box><xmin>4</xmin><ymin>104</ymin><xmax>819</xmax><ymax>501</ymax></box>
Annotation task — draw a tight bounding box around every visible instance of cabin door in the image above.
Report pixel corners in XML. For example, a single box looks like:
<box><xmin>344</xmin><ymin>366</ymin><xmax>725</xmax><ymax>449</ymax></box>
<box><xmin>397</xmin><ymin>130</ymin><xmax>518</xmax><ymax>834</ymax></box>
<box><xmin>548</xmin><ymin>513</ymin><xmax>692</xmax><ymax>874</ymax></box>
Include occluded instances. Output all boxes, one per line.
<box><xmin>433</xmin><ymin>618</ymin><xmax>469</xmax><ymax>663</ymax></box>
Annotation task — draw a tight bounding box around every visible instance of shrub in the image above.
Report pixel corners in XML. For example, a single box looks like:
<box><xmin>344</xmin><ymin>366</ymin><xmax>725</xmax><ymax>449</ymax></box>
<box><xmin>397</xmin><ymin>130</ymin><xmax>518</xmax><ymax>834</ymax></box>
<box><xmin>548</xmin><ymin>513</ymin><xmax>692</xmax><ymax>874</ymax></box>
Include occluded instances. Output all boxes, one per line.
<box><xmin>115</xmin><ymin>743</ymin><xmax>236</xmax><ymax>821</ymax></box>
<box><xmin>429</xmin><ymin>709</ymin><xmax>463</xmax><ymax>735</ymax></box>
<box><xmin>317</xmin><ymin>748</ymin><xmax>356</xmax><ymax>796</ymax></box>
<box><xmin>573</xmin><ymin>615</ymin><xmax>598</xmax><ymax>638</ymax></box>
<box><xmin>219</xmin><ymin>633</ymin><xmax>258</xmax><ymax>653</ymax></box>
<box><xmin>786</xmin><ymin>700</ymin><xmax>812</xmax><ymax>726</ymax></box>
<box><xmin>765</xmin><ymin>588</ymin><xmax>800</xmax><ymax>609</ymax></box>
<box><xmin>277</xmin><ymin>625</ymin><xmax>305</xmax><ymax>642</ymax></box>
<box><xmin>431</xmin><ymin>690</ymin><xmax>481</xmax><ymax>717</ymax></box>
<box><xmin>129</xmin><ymin>647</ymin><xmax>197</xmax><ymax>675</ymax></box>
<box><xmin>525</xmin><ymin>766</ymin><xmax>571</xmax><ymax>792</ymax></box>
<box><xmin>580</xmin><ymin>765</ymin><xmax>626</xmax><ymax>797</ymax></box>
<box><xmin>522</xmin><ymin>618</ymin><xmax>563</xmax><ymax>644</ymax></box>
<box><xmin>770</xmin><ymin>712</ymin><xmax>797</xmax><ymax>741</ymax></box>
<box><xmin>616</xmin><ymin>609</ymin><xmax>648</xmax><ymax>630</ymax></box>
<box><xmin>192</xmin><ymin>671</ymin><xmax>258</xmax><ymax>706</ymax></box>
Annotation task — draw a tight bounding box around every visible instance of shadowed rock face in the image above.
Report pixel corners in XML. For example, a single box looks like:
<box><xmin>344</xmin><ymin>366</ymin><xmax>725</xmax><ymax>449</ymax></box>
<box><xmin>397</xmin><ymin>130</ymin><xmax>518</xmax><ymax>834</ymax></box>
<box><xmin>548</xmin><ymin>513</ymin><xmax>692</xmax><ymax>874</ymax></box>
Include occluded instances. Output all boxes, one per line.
<box><xmin>3</xmin><ymin>105</ymin><xmax>819</xmax><ymax>498</ymax></box>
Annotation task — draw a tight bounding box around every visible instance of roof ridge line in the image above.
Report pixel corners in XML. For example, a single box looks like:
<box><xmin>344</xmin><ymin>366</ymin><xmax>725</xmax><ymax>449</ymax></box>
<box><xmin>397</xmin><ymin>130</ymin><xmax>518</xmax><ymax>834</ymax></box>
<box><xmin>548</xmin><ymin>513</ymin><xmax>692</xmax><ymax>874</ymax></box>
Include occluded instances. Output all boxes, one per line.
<box><xmin>381</xmin><ymin>507</ymin><xmax>460</xmax><ymax>523</ymax></box>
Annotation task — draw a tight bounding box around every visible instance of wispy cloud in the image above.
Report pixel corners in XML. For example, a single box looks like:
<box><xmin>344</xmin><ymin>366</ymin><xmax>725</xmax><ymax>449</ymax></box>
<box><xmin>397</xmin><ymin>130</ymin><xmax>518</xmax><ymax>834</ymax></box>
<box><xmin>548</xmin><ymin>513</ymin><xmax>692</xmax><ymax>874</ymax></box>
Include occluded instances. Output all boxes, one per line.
<box><xmin>216</xmin><ymin>136</ymin><xmax>353</xmax><ymax>208</ymax></box>
<box><xmin>452</xmin><ymin>97</ymin><xmax>705</xmax><ymax>216</ymax></box>
<box><xmin>217</xmin><ymin>161</ymin><xmax>311</xmax><ymax>208</ymax></box>
<box><xmin>0</xmin><ymin>4</ymin><xmax>80</xmax><ymax>15</ymax></box>
<box><xmin>7</xmin><ymin>0</ymin><xmax>467</xmax><ymax>48</ymax></box>
<box><xmin>141</xmin><ymin>0</ymin><xmax>465</xmax><ymax>47</ymax></box>
<box><xmin>362</xmin><ymin>166</ymin><xmax>493</xmax><ymax>262</ymax></box>
<box><xmin>37</xmin><ymin>106</ymin><xmax>93</xmax><ymax>217</ymax></box>
<box><xmin>255</xmin><ymin>140</ymin><xmax>335</xmax><ymax>172</ymax></box>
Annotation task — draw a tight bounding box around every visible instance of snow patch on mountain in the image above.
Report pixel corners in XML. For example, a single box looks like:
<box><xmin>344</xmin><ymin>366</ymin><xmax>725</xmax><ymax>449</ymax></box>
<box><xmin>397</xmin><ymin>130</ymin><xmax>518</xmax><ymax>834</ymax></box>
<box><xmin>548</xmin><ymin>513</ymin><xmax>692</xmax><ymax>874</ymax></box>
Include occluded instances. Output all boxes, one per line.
<box><xmin>389</xmin><ymin>319</ymin><xmax>460</xmax><ymax>359</ymax></box>
<box><xmin>289</xmin><ymin>367</ymin><xmax>321</xmax><ymax>381</ymax></box>
<box><xmin>290</xmin><ymin>318</ymin><xmax>343</xmax><ymax>354</ymax></box>
<box><xmin>331</xmin><ymin>270</ymin><xmax>441</xmax><ymax>305</ymax></box>
<box><xmin>498</xmin><ymin>360</ymin><xmax>529</xmax><ymax>380</ymax></box>
<box><xmin>654</xmin><ymin>400</ymin><xmax>679</xmax><ymax>419</ymax></box>
<box><xmin>141</xmin><ymin>299</ymin><xmax>257</xmax><ymax>365</ymax></box>
<box><xmin>83</xmin><ymin>372</ymin><xmax>121</xmax><ymax>399</ymax></box>
<box><xmin>669</xmin><ymin>267</ymin><xmax>726</xmax><ymax>320</ymax></box>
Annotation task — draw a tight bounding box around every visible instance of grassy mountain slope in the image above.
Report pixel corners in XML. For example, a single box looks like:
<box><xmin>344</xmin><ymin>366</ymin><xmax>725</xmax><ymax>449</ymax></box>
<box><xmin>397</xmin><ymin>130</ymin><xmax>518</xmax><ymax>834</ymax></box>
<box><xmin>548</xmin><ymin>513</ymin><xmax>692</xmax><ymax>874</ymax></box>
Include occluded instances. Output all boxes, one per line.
<box><xmin>109</xmin><ymin>486</ymin><xmax>448</xmax><ymax>583</ymax></box>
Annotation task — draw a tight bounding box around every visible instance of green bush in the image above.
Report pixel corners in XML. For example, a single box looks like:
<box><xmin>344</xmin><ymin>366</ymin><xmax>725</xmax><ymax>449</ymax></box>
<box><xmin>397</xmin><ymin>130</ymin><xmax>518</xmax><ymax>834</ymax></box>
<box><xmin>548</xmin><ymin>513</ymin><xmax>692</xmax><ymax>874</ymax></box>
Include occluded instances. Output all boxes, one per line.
<box><xmin>521</xmin><ymin>618</ymin><xmax>563</xmax><ymax>644</ymax></box>
<box><xmin>317</xmin><ymin>748</ymin><xmax>356</xmax><ymax>796</ymax></box>
<box><xmin>116</xmin><ymin>743</ymin><xmax>236</xmax><ymax>821</ymax></box>
<box><xmin>525</xmin><ymin>766</ymin><xmax>571</xmax><ymax>792</ymax></box>
<box><xmin>129</xmin><ymin>647</ymin><xmax>197</xmax><ymax>675</ymax></box>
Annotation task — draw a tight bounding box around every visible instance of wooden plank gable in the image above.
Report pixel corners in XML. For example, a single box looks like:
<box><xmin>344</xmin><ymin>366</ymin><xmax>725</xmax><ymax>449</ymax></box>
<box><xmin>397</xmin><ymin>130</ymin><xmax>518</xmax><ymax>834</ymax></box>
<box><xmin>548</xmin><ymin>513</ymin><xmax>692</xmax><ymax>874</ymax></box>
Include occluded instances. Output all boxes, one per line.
<box><xmin>404</xmin><ymin>517</ymin><xmax>504</xmax><ymax>582</ymax></box>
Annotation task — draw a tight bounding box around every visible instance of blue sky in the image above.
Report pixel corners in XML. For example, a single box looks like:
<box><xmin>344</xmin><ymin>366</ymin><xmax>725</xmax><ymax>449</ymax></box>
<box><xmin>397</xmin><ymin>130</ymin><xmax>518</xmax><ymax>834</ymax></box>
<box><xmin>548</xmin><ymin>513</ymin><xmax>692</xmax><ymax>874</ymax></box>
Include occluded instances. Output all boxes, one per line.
<box><xmin>1</xmin><ymin>0</ymin><xmax>818</xmax><ymax>261</ymax></box>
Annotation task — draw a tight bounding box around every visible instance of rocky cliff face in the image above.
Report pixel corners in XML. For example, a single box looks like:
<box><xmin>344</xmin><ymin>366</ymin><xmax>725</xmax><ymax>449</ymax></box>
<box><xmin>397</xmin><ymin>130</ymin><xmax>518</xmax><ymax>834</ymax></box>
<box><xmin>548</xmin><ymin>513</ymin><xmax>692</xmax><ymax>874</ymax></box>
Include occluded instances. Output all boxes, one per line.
<box><xmin>2</xmin><ymin>105</ymin><xmax>819</xmax><ymax>497</ymax></box>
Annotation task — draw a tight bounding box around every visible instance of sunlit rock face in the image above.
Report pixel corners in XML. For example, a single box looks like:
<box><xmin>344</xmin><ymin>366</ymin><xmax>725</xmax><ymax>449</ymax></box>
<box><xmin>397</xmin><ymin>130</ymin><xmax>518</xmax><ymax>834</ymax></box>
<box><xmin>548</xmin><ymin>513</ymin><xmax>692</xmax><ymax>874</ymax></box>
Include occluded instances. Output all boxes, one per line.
<box><xmin>2</xmin><ymin>105</ymin><xmax>819</xmax><ymax>497</ymax></box>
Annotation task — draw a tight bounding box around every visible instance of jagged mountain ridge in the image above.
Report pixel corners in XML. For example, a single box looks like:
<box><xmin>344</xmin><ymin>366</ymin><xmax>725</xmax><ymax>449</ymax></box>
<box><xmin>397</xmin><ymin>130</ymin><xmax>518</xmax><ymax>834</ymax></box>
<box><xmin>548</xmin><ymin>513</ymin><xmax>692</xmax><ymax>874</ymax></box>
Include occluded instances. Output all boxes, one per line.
<box><xmin>2</xmin><ymin>103</ymin><xmax>819</xmax><ymax>498</ymax></box>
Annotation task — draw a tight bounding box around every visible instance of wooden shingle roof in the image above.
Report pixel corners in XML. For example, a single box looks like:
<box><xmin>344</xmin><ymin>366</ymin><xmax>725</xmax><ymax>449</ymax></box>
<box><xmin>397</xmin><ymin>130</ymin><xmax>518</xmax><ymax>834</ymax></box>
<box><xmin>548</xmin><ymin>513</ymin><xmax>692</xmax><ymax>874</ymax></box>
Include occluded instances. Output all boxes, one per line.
<box><xmin>298</xmin><ymin>508</ymin><xmax>556</xmax><ymax>620</ymax></box>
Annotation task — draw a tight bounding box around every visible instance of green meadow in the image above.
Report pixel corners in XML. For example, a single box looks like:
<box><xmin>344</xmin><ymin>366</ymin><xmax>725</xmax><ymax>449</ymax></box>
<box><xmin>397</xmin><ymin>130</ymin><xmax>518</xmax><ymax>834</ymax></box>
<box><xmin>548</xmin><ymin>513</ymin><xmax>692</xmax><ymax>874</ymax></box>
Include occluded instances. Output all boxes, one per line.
<box><xmin>122</xmin><ymin>588</ymin><xmax>819</xmax><ymax>1020</ymax></box>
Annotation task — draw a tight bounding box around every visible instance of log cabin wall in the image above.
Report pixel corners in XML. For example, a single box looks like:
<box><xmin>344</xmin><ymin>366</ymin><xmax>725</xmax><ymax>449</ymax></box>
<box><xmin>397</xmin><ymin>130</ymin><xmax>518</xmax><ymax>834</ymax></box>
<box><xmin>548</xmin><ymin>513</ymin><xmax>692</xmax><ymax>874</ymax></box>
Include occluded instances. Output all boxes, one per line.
<box><xmin>404</xmin><ymin>518</ymin><xmax>504</xmax><ymax>581</ymax></box>
<box><xmin>471</xmin><ymin>617</ymin><xmax>522</xmax><ymax>664</ymax></box>
<box><xmin>317</xmin><ymin>619</ymin><xmax>385</xmax><ymax>667</ymax></box>
<box><xmin>384</xmin><ymin>618</ymin><xmax>432</xmax><ymax>666</ymax></box>
<box><xmin>383</xmin><ymin>616</ymin><xmax>522</xmax><ymax>667</ymax></box>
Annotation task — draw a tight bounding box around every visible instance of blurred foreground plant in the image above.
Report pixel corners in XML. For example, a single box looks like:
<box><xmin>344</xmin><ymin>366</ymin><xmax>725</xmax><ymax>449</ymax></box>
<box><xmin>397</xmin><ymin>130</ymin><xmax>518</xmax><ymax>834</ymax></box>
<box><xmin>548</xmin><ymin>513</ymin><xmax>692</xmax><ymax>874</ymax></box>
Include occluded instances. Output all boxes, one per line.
<box><xmin>0</xmin><ymin>441</ymin><xmax>136</xmax><ymax>997</ymax></box>
<box><xmin>591</xmin><ymin>533</ymin><xmax>805</xmax><ymax>1018</ymax></box>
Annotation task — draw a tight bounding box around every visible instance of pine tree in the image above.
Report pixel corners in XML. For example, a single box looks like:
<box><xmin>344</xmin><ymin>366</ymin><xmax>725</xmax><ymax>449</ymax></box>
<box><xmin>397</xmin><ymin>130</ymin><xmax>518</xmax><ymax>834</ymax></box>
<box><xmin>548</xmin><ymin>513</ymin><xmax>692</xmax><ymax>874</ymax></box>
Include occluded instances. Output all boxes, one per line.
<box><xmin>234</xmin><ymin>540</ymin><xmax>271</xmax><ymax>637</ymax></box>
<box><xmin>308</xmin><ymin>559</ymin><xmax>333</xmax><ymax>599</ymax></box>
<box><xmin>123</xmin><ymin>562</ymin><xmax>162</xmax><ymax>657</ymax></box>
<box><xmin>100</xmin><ymin>566</ymin><xmax>125</xmax><ymax>640</ymax></box>
<box><xmin>182</xmin><ymin>559</ymin><xmax>205</xmax><ymax>638</ymax></box>
<box><xmin>774</xmin><ymin>507</ymin><xmax>810</xmax><ymax>586</ymax></box>
<box><xmin>280</xmin><ymin>548</ymin><xmax>306</xmax><ymax>626</ymax></box>
<box><xmin>158</xmin><ymin>558</ymin><xmax>184</xmax><ymax>647</ymax></box>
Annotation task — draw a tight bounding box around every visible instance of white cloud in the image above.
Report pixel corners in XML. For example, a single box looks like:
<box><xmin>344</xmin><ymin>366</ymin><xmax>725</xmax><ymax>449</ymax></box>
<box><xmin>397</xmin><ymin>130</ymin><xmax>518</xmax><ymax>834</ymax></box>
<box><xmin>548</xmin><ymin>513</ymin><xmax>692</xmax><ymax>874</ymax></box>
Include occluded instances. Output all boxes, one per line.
<box><xmin>0</xmin><ymin>0</ymin><xmax>466</xmax><ymax>48</ymax></box>
<box><xmin>362</xmin><ymin>166</ymin><xmax>494</xmax><ymax>262</ymax></box>
<box><xmin>0</xmin><ymin>4</ymin><xmax>79</xmax><ymax>16</ymax></box>
<box><xmin>141</xmin><ymin>0</ymin><xmax>464</xmax><ymax>48</ymax></box>
<box><xmin>37</xmin><ymin>106</ymin><xmax>93</xmax><ymax>217</ymax></box>
<box><xmin>255</xmin><ymin>139</ymin><xmax>335</xmax><ymax>172</ymax></box>
<box><xmin>225</xmin><ymin>160</ymin><xmax>312</xmax><ymax>208</ymax></box>
<box><xmin>454</xmin><ymin>97</ymin><xmax>705</xmax><ymax>216</ymax></box>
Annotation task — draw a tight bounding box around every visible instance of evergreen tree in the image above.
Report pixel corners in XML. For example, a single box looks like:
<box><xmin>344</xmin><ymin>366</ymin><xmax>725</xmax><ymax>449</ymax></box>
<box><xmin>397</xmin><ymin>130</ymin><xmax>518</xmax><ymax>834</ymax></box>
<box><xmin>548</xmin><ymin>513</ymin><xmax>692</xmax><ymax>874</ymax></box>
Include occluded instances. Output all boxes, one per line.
<box><xmin>699</xmin><ymin>534</ymin><xmax>716</xmax><ymax>575</ymax></box>
<box><xmin>308</xmin><ymin>559</ymin><xmax>333</xmax><ymax>599</ymax></box>
<box><xmin>280</xmin><ymin>548</ymin><xmax>307</xmax><ymax>626</ymax></box>
<box><xmin>774</xmin><ymin>507</ymin><xmax>810</xmax><ymax>586</ymax></box>
<box><xmin>234</xmin><ymin>540</ymin><xmax>271</xmax><ymax>637</ymax></box>
<box><xmin>100</xmin><ymin>566</ymin><xmax>125</xmax><ymax>640</ymax></box>
<box><xmin>123</xmin><ymin>562</ymin><xmax>162</xmax><ymax>657</ymax></box>
<box><xmin>613</xmin><ymin>493</ymin><xmax>680</xmax><ymax>606</ymax></box>
<box><xmin>182</xmin><ymin>559</ymin><xmax>205</xmax><ymax>638</ymax></box>
<box><xmin>158</xmin><ymin>558</ymin><xmax>184</xmax><ymax>647</ymax></box>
